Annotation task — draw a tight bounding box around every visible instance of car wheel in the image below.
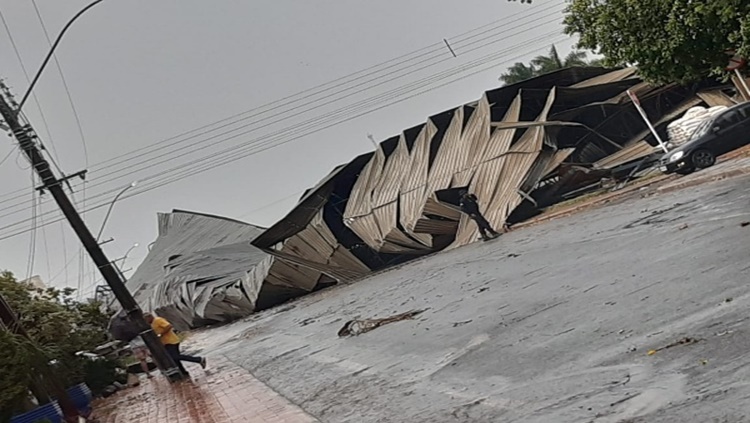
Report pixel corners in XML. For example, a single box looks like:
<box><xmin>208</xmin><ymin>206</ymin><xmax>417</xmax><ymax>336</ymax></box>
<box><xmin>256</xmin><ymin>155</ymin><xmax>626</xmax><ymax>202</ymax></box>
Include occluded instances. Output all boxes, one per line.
<box><xmin>691</xmin><ymin>150</ymin><xmax>716</xmax><ymax>169</ymax></box>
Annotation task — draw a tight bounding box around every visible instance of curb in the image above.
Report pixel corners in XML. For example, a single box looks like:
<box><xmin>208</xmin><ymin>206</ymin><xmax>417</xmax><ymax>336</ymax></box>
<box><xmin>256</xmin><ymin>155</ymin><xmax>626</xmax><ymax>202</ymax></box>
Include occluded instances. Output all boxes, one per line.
<box><xmin>656</xmin><ymin>168</ymin><xmax>750</xmax><ymax>193</ymax></box>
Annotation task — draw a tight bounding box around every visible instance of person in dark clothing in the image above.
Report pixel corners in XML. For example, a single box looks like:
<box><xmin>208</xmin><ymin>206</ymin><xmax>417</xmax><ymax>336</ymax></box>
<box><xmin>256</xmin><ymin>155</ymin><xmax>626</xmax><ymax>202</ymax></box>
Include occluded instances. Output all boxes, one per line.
<box><xmin>459</xmin><ymin>190</ymin><xmax>500</xmax><ymax>241</ymax></box>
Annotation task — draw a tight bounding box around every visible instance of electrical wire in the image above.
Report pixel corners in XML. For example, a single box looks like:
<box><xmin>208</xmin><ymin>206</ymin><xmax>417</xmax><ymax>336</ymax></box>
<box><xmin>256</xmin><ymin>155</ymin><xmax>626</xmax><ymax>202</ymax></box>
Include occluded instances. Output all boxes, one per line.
<box><xmin>0</xmin><ymin>31</ymin><xmax>566</xmax><ymax>235</ymax></box>
<box><xmin>0</xmin><ymin>10</ymin><xmax>566</xmax><ymax>219</ymax></box>
<box><xmin>0</xmin><ymin>35</ymin><xmax>566</xmax><ymax>241</ymax></box>
<box><xmin>60</xmin><ymin>222</ymin><xmax>69</xmax><ymax>285</ymax></box>
<box><xmin>30</xmin><ymin>0</ymin><xmax>90</xmax><ymax>167</ymax></box>
<box><xmin>48</xmin><ymin>247</ymin><xmax>80</xmax><ymax>285</ymax></box>
<box><xmin>17</xmin><ymin>0</ymin><xmax>105</xmax><ymax>112</ymax></box>
<box><xmin>0</xmin><ymin>27</ymin><xmax>566</xmax><ymax>235</ymax></box>
<box><xmin>38</xmin><ymin>198</ymin><xmax>52</xmax><ymax>282</ymax></box>
<box><xmin>238</xmin><ymin>189</ymin><xmax>307</xmax><ymax>220</ymax></box>
<box><xmin>0</xmin><ymin>0</ymin><xmax>564</xmax><ymax>202</ymax></box>
<box><xmin>0</xmin><ymin>6</ymin><xmax>61</xmax><ymax>163</ymax></box>
<box><xmin>0</xmin><ymin>26</ymin><xmax>562</xmax><ymax>225</ymax></box>
<box><xmin>0</xmin><ymin>148</ymin><xmax>14</xmax><ymax>167</ymax></box>
<box><xmin>24</xmin><ymin>172</ymin><xmax>38</xmax><ymax>282</ymax></box>
<box><xmin>75</xmin><ymin>0</ymin><xmax>564</xmax><ymax>175</ymax></box>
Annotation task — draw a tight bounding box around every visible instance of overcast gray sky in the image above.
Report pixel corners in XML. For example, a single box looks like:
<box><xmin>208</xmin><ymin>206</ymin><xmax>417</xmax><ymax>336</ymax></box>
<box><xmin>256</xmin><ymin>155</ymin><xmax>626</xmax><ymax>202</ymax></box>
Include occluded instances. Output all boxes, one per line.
<box><xmin>0</xmin><ymin>0</ymin><xmax>574</xmax><ymax>297</ymax></box>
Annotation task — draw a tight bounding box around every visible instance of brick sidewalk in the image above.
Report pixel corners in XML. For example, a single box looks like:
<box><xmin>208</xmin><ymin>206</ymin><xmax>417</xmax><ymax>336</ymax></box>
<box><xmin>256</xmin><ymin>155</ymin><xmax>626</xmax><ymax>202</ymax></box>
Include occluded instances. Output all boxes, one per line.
<box><xmin>91</xmin><ymin>357</ymin><xmax>319</xmax><ymax>423</ymax></box>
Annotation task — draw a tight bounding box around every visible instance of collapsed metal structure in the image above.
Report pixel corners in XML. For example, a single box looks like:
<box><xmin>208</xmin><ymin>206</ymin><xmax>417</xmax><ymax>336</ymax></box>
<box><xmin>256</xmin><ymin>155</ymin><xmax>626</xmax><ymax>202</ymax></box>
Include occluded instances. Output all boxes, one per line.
<box><xmin>126</xmin><ymin>67</ymin><xmax>737</xmax><ymax>329</ymax></box>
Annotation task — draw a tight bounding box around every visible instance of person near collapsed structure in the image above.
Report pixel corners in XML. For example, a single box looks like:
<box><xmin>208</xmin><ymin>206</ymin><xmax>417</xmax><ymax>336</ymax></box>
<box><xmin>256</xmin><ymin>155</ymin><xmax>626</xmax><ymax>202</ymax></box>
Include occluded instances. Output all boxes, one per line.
<box><xmin>459</xmin><ymin>189</ymin><xmax>500</xmax><ymax>241</ymax></box>
<box><xmin>144</xmin><ymin>312</ymin><xmax>206</xmax><ymax>376</ymax></box>
<box><xmin>129</xmin><ymin>335</ymin><xmax>153</xmax><ymax>378</ymax></box>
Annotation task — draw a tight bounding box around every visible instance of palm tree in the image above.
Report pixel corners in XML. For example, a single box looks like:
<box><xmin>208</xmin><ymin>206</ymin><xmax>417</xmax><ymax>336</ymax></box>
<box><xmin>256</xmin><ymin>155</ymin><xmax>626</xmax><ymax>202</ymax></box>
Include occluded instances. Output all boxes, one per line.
<box><xmin>531</xmin><ymin>45</ymin><xmax>564</xmax><ymax>74</ymax></box>
<box><xmin>499</xmin><ymin>62</ymin><xmax>537</xmax><ymax>85</ymax></box>
<box><xmin>562</xmin><ymin>50</ymin><xmax>590</xmax><ymax>67</ymax></box>
<box><xmin>498</xmin><ymin>45</ymin><xmax>602</xmax><ymax>85</ymax></box>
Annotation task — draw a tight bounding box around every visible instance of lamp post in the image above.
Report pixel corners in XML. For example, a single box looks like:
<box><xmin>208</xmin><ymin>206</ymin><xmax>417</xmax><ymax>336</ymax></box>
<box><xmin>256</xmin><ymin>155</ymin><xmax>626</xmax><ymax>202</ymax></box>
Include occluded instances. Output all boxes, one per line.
<box><xmin>0</xmin><ymin>0</ymin><xmax>182</xmax><ymax>382</ymax></box>
<box><xmin>115</xmin><ymin>243</ymin><xmax>139</xmax><ymax>270</ymax></box>
<box><xmin>96</xmin><ymin>181</ymin><xmax>137</xmax><ymax>241</ymax></box>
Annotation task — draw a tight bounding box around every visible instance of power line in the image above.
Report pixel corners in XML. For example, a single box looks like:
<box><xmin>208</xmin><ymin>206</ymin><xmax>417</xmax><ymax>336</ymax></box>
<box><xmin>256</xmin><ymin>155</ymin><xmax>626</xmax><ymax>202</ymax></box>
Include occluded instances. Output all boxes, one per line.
<box><xmin>0</xmin><ymin>30</ymin><xmax>565</xmax><ymax>236</ymax></box>
<box><xmin>0</xmin><ymin>6</ymin><xmax>61</xmax><ymax>162</ymax></box>
<box><xmin>238</xmin><ymin>190</ymin><xmax>307</xmax><ymax>220</ymax></box>
<box><xmin>0</xmin><ymin>25</ymin><xmax>563</xmax><ymax>228</ymax></box>
<box><xmin>0</xmin><ymin>8</ymin><xmax>565</xmax><ymax>218</ymax></box>
<box><xmin>0</xmin><ymin>35</ymin><xmax>564</xmax><ymax>242</ymax></box>
<box><xmin>48</xmin><ymin>247</ymin><xmax>81</xmax><ymax>285</ymax></box>
<box><xmin>0</xmin><ymin>0</ymin><xmax>564</xmax><ymax>203</ymax></box>
<box><xmin>25</xmin><ymin>172</ymin><xmax>38</xmax><ymax>282</ymax></box>
<box><xmin>38</xmin><ymin>198</ymin><xmax>52</xmax><ymax>282</ymax></box>
<box><xmin>16</xmin><ymin>0</ymin><xmax>105</xmax><ymax>112</ymax></box>
<box><xmin>83</xmin><ymin>0</ymin><xmax>563</xmax><ymax>175</ymax></box>
<box><xmin>30</xmin><ymin>0</ymin><xmax>89</xmax><ymax>166</ymax></box>
<box><xmin>60</xmin><ymin>221</ymin><xmax>69</xmax><ymax>285</ymax></box>
<box><xmin>0</xmin><ymin>149</ymin><xmax>14</xmax><ymax>167</ymax></box>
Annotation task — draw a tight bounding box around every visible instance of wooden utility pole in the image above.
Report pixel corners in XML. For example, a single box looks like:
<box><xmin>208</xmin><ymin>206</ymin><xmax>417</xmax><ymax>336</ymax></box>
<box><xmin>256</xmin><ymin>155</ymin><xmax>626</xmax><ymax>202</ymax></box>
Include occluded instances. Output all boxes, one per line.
<box><xmin>0</xmin><ymin>80</ymin><xmax>182</xmax><ymax>382</ymax></box>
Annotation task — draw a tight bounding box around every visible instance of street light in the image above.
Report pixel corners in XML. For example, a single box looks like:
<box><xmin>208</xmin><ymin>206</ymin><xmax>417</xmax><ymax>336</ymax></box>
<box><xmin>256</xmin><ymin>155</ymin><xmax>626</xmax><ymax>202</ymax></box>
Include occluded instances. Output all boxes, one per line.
<box><xmin>119</xmin><ymin>242</ymin><xmax>139</xmax><ymax>270</ymax></box>
<box><xmin>96</xmin><ymin>181</ymin><xmax>137</xmax><ymax>241</ymax></box>
<box><xmin>17</xmin><ymin>0</ymin><xmax>105</xmax><ymax>113</ymax></box>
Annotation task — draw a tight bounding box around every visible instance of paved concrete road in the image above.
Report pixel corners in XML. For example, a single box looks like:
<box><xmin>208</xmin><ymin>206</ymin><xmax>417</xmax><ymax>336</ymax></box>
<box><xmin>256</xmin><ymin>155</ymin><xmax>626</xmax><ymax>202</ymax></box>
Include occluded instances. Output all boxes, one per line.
<box><xmin>187</xmin><ymin>174</ymin><xmax>750</xmax><ymax>423</ymax></box>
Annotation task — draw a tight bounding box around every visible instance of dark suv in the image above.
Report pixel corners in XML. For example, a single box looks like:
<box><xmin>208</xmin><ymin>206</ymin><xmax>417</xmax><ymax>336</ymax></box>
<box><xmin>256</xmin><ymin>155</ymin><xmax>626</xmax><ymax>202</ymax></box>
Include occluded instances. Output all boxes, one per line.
<box><xmin>660</xmin><ymin>102</ymin><xmax>750</xmax><ymax>175</ymax></box>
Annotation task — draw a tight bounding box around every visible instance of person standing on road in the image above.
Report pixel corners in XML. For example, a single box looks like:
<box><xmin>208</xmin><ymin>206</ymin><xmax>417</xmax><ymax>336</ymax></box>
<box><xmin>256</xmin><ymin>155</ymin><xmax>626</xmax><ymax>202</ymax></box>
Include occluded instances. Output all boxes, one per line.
<box><xmin>144</xmin><ymin>313</ymin><xmax>206</xmax><ymax>376</ymax></box>
<box><xmin>459</xmin><ymin>189</ymin><xmax>500</xmax><ymax>241</ymax></box>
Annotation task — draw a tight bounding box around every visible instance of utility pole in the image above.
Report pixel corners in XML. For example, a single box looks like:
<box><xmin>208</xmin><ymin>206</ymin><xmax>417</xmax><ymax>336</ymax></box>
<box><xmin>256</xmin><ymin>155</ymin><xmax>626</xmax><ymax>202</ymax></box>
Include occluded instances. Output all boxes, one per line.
<box><xmin>0</xmin><ymin>80</ymin><xmax>182</xmax><ymax>382</ymax></box>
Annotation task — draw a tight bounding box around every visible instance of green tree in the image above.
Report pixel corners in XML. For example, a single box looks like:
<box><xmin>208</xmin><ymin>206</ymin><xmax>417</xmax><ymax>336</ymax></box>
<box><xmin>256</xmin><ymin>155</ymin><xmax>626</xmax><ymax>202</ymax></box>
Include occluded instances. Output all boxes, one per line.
<box><xmin>563</xmin><ymin>0</ymin><xmax>750</xmax><ymax>84</ymax></box>
<box><xmin>500</xmin><ymin>62</ymin><xmax>537</xmax><ymax>85</ymax></box>
<box><xmin>499</xmin><ymin>45</ymin><xmax>601</xmax><ymax>84</ymax></box>
<box><xmin>0</xmin><ymin>271</ymin><xmax>119</xmax><ymax>417</ymax></box>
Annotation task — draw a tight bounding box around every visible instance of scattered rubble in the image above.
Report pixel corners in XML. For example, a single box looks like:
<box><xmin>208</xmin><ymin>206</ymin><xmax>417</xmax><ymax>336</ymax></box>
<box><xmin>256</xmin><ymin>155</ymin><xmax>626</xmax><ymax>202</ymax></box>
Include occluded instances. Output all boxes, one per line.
<box><xmin>647</xmin><ymin>336</ymin><xmax>701</xmax><ymax>356</ymax></box>
<box><xmin>338</xmin><ymin>309</ymin><xmax>427</xmax><ymax>337</ymax></box>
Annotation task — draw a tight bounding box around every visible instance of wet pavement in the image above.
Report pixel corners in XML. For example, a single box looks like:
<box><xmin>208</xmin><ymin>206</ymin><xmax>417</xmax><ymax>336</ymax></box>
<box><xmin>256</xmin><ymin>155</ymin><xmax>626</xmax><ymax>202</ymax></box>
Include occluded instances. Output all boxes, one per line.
<box><xmin>182</xmin><ymin>171</ymin><xmax>750</xmax><ymax>422</ymax></box>
<box><xmin>91</xmin><ymin>356</ymin><xmax>319</xmax><ymax>423</ymax></box>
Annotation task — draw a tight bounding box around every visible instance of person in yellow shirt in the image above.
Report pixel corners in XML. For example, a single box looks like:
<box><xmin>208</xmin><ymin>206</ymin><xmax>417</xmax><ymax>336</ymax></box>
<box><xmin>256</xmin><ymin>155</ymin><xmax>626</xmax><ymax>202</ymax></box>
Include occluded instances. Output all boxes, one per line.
<box><xmin>144</xmin><ymin>313</ymin><xmax>206</xmax><ymax>376</ymax></box>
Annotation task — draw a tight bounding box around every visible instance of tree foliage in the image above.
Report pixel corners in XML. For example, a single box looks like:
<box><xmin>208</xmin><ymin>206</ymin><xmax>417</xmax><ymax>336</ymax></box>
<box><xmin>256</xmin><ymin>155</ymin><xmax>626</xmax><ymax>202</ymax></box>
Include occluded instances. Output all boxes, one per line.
<box><xmin>499</xmin><ymin>45</ymin><xmax>601</xmax><ymax>85</ymax></box>
<box><xmin>0</xmin><ymin>271</ymin><xmax>117</xmax><ymax>416</ymax></box>
<box><xmin>564</xmin><ymin>0</ymin><xmax>750</xmax><ymax>84</ymax></box>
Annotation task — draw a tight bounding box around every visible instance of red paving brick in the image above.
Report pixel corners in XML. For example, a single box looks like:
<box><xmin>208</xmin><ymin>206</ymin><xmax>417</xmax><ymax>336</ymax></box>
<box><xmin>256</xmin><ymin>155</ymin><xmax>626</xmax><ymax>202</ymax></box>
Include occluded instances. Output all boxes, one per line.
<box><xmin>91</xmin><ymin>356</ymin><xmax>319</xmax><ymax>423</ymax></box>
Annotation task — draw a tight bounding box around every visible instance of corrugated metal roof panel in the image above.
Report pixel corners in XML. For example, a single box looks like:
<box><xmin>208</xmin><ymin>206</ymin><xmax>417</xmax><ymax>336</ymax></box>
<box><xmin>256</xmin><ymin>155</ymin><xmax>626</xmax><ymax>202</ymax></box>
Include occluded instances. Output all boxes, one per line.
<box><xmin>426</xmin><ymin>107</ymin><xmax>465</xmax><ymax>194</ymax></box>
<box><xmin>594</xmin><ymin>141</ymin><xmax>657</xmax><ymax>169</ymax></box>
<box><xmin>571</xmin><ymin>68</ymin><xmax>638</xmax><ymax>88</ymax></box>
<box><xmin>400</xmin><ymin>121</ymin><xmax>435</xmax><ymax>233</ymax></box>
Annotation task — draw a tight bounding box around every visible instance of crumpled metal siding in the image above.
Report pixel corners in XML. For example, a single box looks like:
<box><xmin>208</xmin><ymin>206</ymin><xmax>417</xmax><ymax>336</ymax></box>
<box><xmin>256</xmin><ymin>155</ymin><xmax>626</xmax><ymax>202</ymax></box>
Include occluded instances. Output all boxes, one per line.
<box><xmin>240</xmin><ymin>68</ymin><xmax>733</xmax><ymax>295</ymax></box>
<box><xmin>400</xmin><ymin>121</ymin><xmax>436</xmax><ymax>237</ymax></box>
<box><xmin>126</xmin><ymin>211</ymin><xmax>270</xmax><ymax>326</ymax></box>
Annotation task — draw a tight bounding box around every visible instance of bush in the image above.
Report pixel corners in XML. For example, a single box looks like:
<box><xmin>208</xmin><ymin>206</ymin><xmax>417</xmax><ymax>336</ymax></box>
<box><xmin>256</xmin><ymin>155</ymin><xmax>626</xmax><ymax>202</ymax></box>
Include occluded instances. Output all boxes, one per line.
<box><xmin>0</xmin><ymin>270</ymin><xmax>124</xmax><ymax>415</ymax></box>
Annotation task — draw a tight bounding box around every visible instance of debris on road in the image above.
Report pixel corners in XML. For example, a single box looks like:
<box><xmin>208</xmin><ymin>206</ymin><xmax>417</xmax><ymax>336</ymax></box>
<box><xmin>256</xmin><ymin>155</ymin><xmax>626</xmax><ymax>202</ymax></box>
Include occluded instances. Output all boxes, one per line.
<box><xmin>647</xmin><ymin>336</ymin><xmax>701</xmax><ymax>356</ymax></box>
<box><xmin>740</xmin><ymin>221</ymin><xmax>750</xmax><ymax>227</ymax></box>
<box><xmin>678</xmin><ymin>223</ymin><xmax>689</xmax><ymax>230</ymax></box>
<box><xmin>610</xmin><ymin>392</ymin><xmax>640</xmax><ymax>407</ymax></box>
<box><xmin>338</xmin><ymin>309</ymin><xmax>426</xmax><ymax>337</ymax></box>
<box><xmin>452</xmin><ymin>320</ymin><xmax>473</xmax><ymax>327</ymax></box>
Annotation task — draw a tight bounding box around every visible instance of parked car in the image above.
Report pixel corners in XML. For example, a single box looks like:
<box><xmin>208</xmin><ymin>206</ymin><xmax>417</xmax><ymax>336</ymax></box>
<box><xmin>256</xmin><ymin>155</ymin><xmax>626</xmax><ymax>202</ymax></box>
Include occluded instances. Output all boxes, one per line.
<box><xmin>659</xmin><ymin>101</ymin><xmax>750</xmax><ymax>175</ymax></box>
